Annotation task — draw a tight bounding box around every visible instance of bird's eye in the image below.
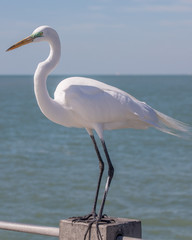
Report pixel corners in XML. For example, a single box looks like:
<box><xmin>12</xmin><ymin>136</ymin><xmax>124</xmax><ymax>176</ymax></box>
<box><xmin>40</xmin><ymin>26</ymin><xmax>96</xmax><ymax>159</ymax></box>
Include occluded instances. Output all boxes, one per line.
<box><xmin>32</xmin><ymin>31</ymin><xmax>43</xmax><ymax>38</ymax></box>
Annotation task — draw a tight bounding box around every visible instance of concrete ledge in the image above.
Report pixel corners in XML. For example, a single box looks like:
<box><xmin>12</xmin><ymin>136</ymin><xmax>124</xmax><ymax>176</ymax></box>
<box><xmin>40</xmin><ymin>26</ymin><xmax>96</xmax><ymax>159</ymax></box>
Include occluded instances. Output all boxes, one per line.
<box><xmin>59</xmin><ymin>217</ymin><xmax>141</xmax><ymax>240</ymax></box>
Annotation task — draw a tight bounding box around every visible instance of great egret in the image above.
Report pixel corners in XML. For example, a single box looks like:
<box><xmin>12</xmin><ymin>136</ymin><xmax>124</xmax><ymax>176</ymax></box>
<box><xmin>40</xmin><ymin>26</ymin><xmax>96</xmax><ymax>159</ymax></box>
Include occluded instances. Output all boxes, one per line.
<box><xmin>7</xmin><ymin>26</ymin><xmax>190</xmax><ymax>239</ymax></box>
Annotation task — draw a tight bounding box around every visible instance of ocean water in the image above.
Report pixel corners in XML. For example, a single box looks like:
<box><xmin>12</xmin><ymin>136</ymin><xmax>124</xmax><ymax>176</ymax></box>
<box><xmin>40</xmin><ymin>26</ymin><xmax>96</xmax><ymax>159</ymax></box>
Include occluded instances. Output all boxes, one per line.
<box><xmin>0</xmin><ymin>75</ymin><xmax>191</xmax><ymax>240</ymax></box>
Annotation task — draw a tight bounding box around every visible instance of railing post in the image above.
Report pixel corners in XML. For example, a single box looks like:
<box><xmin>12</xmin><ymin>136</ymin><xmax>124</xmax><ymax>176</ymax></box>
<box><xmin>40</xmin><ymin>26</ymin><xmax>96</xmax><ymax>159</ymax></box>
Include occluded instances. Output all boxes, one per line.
<box><xmin>59</xmin><ymin>217</ymin><xmax>141</xmax><ymax>240</ymax></box>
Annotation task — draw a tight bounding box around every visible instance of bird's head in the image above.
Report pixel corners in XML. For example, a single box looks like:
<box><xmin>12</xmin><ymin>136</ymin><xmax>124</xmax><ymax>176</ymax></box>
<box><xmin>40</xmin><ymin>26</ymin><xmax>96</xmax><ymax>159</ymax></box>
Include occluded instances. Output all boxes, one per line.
<box><xmin>6</xmin><ymin>25</ymin><xmax>53</xmax><ymax>51</ymax></box>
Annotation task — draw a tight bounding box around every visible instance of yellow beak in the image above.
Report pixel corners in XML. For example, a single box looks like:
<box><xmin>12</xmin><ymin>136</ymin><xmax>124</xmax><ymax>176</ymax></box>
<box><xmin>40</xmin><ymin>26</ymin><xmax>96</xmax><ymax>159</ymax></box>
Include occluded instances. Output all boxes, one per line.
<box><xmin>6</xmin><ymin>36</ymin><xmax>33</xmax><ymax>52</ymax></box>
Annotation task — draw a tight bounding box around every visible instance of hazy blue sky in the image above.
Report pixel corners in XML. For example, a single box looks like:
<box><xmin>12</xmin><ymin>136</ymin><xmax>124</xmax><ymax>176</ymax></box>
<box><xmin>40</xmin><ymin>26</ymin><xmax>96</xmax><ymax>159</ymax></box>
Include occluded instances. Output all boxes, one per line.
<box><xmin>1</xmin><ymin>0</ymin><xmax>192</xmax><ymax>75</ymax></box>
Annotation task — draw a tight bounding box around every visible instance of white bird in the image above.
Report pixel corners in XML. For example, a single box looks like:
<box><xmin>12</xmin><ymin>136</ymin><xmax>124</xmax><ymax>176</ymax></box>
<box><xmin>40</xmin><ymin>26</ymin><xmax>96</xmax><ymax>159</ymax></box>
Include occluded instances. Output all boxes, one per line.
<box><xmin>6</xmin><ymin>26</ymin><xmax>190</xmax><ymax>239</ymax></box>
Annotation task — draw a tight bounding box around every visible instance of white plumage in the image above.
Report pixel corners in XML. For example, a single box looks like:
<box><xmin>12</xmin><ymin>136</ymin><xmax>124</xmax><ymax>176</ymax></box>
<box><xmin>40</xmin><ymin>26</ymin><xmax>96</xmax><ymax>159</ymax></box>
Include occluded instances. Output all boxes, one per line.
<box><xmin>7</xmin><ymin>26</ymin><xmax>189</xmax><ymax>138</ymax></box>
<box><xmin>6</xmin><ymin>26</ymin><xmax>191</xmax><ymax>238</ymax></box>
<box><xmin>53</xmin><ymin>76</ymin><xmax>188</xmax><ymax>138</ymax></box>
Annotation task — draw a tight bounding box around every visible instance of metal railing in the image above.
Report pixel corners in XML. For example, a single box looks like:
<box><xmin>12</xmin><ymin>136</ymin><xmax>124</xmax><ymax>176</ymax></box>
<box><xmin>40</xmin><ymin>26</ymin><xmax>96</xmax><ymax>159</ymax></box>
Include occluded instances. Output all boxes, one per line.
<box><xmin>0</xmin><ymin>221</ymin><xmax>142</xmax><ymax>240</ymax></box>
<box><xmin>0</xmin><ymin>221</ymin><xmax>59</xmax><ymax>236</ymax></box>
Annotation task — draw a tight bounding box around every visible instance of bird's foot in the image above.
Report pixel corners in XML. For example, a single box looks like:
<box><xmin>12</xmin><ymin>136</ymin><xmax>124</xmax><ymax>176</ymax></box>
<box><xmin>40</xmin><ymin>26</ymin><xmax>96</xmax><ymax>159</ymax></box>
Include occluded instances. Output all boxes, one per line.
<box><xmin>69</xmin><ymin>214</ymin><xmax>115</xmax><ymax>240</ymax></box>
<box><xmin>69</xmin><ymin>212</ymin><xmax>97</xmax><ymax>223</ymax></box>
<box><xmin>99</xmin><ymin>214</ymin><xmax>115</xmax><ymax>224</ymax></box>
<box><xmin>83</xmin><ymin>215</ymin><xmax>115</xmax><ymax>240</ymax></box>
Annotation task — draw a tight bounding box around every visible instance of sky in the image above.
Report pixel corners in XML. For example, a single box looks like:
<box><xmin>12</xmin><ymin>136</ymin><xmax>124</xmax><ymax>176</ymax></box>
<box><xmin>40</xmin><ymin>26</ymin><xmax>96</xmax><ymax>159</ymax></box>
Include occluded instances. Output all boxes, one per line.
<box><xmin>1</xmin><ymin>0</ymin><xmax>192</xmax><ymax>75</ymax></box>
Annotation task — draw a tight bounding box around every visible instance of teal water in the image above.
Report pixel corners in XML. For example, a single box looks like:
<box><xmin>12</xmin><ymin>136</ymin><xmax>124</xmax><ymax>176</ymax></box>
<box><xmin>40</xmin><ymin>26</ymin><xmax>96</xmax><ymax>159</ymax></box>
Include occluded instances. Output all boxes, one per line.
<box><xmin>0</xmin><ymin>75</ymin><xmax>191</xmax><ymax>240</ymax></box>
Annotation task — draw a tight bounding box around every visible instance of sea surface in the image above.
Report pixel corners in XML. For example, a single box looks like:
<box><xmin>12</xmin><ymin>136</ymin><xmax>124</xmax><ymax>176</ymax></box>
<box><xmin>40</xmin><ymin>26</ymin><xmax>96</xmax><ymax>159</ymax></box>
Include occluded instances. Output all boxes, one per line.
<box><xmin>0</xmin><ymin>75</ymin><xmax>191</xmax><ymax>240</ymax></box>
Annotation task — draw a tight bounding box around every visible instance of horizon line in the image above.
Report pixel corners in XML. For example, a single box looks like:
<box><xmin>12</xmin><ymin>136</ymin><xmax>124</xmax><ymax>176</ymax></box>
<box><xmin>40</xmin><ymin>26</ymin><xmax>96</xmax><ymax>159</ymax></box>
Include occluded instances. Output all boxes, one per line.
<box><xmin>0</xmin><ymin>73</ymin><xmax>192</xmax><ymax>77</ymax></box>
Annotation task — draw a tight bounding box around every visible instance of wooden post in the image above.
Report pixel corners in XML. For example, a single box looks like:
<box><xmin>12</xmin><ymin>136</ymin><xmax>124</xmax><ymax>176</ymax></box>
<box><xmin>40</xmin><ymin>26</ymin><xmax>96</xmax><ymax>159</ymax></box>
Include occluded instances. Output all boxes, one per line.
<box><xmin>59</xmin><ymin>218</ymin><xmax>141</xmax><ymax>240</ymax></box>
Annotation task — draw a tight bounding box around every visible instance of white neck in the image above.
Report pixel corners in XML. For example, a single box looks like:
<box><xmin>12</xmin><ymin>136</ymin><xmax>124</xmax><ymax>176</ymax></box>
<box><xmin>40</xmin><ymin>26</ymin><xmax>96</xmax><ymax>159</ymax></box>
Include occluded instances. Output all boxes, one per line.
<box><xmin>34</xmin><ymin>32</ymin><xmax>61</xmax><ymax>123</ymax></box>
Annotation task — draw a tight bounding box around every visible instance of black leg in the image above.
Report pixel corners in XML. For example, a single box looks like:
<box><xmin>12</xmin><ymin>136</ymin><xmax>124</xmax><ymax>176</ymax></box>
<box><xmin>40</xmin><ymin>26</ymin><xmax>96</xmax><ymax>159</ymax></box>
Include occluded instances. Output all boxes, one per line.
<box><xmin>90</xmin><ymin>135</ymin><xmax>104</xmax><ymax>216</ymax></box>
<box><xmin>70</xmin><ymin>134</ymin><xmax>104</xmax><ymax>222</ymax></box>
<box><xmin>98</xmin><ymin>139</ymin><xmax>114</xmax><ymax>220</ymax></box>
<box><xmin>83</xmin><ymin>139</ymin><xmax>114</xmax><ymax>240</ymax></box>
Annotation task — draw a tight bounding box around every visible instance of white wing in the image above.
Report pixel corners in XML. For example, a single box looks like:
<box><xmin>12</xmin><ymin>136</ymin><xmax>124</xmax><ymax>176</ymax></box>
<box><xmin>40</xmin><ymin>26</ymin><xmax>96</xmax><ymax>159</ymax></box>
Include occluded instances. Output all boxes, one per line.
<box><xmin>54</xmin><ymin>77</ymin><xmax>191</xmax><ymax>137</ymax></box>
<box><xmin>54</xmin><ymin>77</ymin><xmax>158</xmax><ymax>129</ymax></box>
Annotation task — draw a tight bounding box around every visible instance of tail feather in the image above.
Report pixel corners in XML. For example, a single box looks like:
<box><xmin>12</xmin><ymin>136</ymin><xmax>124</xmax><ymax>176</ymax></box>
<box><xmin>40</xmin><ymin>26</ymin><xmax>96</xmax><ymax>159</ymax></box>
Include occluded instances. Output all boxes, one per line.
<box><xmin>155</xmin><ymin>110</ymin><xmax>191</xmax><ymax>138</ymax></box>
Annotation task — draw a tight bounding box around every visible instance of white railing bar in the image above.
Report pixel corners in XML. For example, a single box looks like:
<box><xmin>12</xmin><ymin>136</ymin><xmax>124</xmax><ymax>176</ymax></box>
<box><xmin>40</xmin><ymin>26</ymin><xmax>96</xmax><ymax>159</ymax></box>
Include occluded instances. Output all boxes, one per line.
<box><xmin>0</xmin><ymin>221</ymin><xmax>59</xmax><ymax>237</ymax></box>
<box><xmin>117</xmin><ymin>237</ymin><xmax>143</xmax><ymax>240</ymax></box>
